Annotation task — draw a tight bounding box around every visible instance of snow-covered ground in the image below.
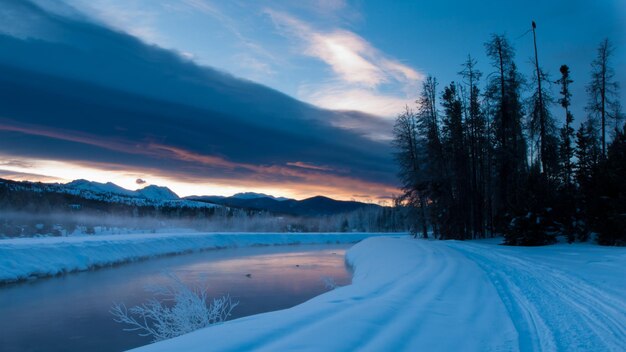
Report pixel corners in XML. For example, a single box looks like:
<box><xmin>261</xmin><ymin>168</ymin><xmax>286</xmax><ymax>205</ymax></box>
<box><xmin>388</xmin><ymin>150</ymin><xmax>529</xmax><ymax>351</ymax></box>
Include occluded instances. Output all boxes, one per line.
<box><xmin>133</xmin><ymin>237</ymin><xmax>626</xmax><ymax>352</ymax></box>
<box><xmin>0</xmin><ymin>232</ymin><xmax>398</xmax><ymax>284</ymax></box>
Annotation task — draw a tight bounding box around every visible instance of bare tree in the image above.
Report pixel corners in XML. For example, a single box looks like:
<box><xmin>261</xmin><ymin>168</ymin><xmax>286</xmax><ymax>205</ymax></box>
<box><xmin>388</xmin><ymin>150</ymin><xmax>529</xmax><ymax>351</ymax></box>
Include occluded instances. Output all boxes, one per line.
<box><xmin>392</xmin><ymin>106</ymin><xmax>428</xmax><ymax>238</ymax></box>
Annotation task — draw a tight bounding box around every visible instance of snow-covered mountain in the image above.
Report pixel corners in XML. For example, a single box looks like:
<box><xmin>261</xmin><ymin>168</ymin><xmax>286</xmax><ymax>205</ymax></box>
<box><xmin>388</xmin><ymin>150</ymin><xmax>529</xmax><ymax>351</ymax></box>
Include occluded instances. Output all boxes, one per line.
<box><xmin>66</xmin><ymin>179</ymin><xmax>141</xmax><ymax>198</ymax></box>
<box><xmin>65</xmin><ymin>180</ymin><xmax>180</xmax><ymax>201</ymax></box>
<box><xmin>0</xmin><ymin>178</ymin><xmax>216</xmax><ymax>209</ymax></box>
<box><xmin>136</xmin><ymin>185</ymin><xmax>180</xmax><ymax>201</ymax></box>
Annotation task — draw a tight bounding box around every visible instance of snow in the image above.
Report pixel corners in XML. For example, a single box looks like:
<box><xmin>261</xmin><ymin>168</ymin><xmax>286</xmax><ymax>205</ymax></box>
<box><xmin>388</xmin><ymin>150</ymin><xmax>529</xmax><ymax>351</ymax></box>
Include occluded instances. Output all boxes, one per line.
<box><xmin>131</xmin><ymin>237</ymin><xmax>626</xmax><ymax>352</ymax></box>
<box><xmin>0</xmin><ymin>232</ymin><xmax>397</xmax><ymax>284</ymax></box>
<box><xmin>67</xmin><ymin>180</ymin><xmax>181</xmax><ymax>201</ymax></box>
<box><xmin>2</xmin><ymin>179</ymin><xmax>219</xmax><ymax>208</ymax></box>
<box><xmin>66</xmin><ymin>179</ymin><xmax>138</xmax><ymax>197</ymax></box>
<box><xmin>136</xmin><ymin>185</ymin><xmax>180</xmax><ymax>200</ymax></box>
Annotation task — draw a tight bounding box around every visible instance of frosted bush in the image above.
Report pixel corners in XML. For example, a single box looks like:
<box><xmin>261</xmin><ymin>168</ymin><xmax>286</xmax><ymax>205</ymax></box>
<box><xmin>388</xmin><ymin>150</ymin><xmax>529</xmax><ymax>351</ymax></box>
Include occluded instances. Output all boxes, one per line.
<box><xmin>111</xmin><ymin>273</ymin><xmax>238</xmax><ymax>342</ymax></box>
<box><xmin>321</xmin><ymin>276</ymin><xmax>337</xmax><ymax>290</ymax></box>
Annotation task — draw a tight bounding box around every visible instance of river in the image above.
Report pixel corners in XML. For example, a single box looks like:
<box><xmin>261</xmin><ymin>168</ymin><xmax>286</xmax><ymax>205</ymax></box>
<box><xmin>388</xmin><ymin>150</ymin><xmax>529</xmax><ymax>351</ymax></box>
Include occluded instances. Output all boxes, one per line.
<box><xmin>0</xmin><ymin>244</ymin><xmax>352</xmax><ymax>352</ymax></box>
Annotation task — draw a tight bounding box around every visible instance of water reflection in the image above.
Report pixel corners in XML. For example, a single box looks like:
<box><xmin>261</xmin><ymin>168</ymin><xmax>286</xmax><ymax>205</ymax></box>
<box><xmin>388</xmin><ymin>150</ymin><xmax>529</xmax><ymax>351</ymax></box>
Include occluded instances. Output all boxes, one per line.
<box><xmin>0</xmin><ymin>244</ymin><xmax>352</xmax><ymax>352</ymax></box>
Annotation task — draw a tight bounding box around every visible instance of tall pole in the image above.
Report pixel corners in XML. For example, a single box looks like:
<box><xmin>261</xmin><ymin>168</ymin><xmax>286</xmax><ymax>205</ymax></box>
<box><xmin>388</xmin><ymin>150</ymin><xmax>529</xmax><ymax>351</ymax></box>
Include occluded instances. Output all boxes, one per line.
<box><xmin>532</xmin><ymin>20</ymin><xmax>546</xmax><ymax>173</ymax></box>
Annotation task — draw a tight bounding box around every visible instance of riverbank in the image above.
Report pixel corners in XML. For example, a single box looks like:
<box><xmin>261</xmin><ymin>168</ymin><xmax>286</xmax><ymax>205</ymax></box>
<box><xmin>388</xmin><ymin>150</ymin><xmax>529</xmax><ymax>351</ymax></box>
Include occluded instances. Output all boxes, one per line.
<box><xmin>133</xmin><ymin>236</ymin><xmax>626</xmax><ymax>351</ymax></box>
<box><xmin>0</xmin><ymin>232</ymin><xmax>401</xmax><ymax>284</ymax></box>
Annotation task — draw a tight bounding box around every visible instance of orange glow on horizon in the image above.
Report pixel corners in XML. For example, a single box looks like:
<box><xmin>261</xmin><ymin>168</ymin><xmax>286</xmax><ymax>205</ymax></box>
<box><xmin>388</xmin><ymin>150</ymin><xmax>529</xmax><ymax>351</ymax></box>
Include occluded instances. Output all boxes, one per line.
<box><xmin>0</xmin><ymin>120</ymin><xmax>399</xmax><ymax>204</ymax></box>
<box><xmin>0</xmin><ymin>155</ymin><xmax>398</xmax><ymax>204</ymax></box>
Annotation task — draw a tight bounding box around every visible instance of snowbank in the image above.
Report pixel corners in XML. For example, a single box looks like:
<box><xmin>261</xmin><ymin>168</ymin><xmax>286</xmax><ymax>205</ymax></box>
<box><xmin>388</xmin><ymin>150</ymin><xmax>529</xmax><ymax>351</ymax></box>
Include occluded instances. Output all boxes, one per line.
<box><xmin>133</xmin><ymin>237</ymin><xmax>626</xmax><ymax>352</ymax></box>
<box><xmin>0</xmin><ymin>232</ymin><xmax>398</xmax><ymax>284</ymax></box>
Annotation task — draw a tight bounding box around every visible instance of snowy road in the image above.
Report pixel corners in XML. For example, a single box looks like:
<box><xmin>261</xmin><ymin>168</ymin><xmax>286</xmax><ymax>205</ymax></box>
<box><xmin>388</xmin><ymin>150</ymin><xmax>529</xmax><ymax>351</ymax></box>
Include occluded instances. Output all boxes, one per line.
<box><xmin>134</xmin><ymin>237</ymin><xmax>625</xmax><ymax>351</ymax></box>
<box><xmin>447</xmin><ymin>241</ymin><xmax>626</xmax><ymax>351</ymax></box>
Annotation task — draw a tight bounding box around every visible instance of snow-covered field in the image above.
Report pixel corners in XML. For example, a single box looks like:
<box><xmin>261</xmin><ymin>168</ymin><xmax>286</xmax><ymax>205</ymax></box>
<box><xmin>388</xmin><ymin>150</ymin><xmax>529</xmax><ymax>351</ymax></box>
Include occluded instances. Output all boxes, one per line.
<box><xmin>133</xmin><ymin>237</ymin><xmax>626</xmax><ymax>352</ymax></box>
<box><xmin>0</xmin><ymin>232</ymin><xmax>398</xmax><ymax>283</ymax></box>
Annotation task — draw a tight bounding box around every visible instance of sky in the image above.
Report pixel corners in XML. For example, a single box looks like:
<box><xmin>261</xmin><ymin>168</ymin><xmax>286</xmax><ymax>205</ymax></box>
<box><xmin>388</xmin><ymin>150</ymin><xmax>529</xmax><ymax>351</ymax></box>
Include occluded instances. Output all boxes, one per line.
<box><xmin>0</xmin><ymin>0</ymin><xmax>624</xmax><ymax>202</ymax></box>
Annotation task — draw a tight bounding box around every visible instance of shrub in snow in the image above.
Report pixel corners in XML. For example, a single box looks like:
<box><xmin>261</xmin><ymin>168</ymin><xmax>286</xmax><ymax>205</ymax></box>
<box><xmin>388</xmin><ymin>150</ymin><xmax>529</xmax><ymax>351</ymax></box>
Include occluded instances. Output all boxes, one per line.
<box><xmin>321</xmin><ymin>276</ymin><xmax>337</xmax><ymax>290</ymax></box>
<box><xmin>111</xmin><ymin>273</ymin><xmax>238</xmax><ymax>342</ymax></box>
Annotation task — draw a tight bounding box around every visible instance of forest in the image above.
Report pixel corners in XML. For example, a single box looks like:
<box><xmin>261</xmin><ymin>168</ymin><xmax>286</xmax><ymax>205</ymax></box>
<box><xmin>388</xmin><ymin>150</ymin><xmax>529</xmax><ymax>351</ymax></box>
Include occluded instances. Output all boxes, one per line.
<box><xmin>393</xmin><ymin>34</ymin><xmax>624</xmax><ymax>246</ymax></box>
<box><xmin>0</xmin><ymin>182</ymin><xmax>408</xmax><ymax>236</ymax></box>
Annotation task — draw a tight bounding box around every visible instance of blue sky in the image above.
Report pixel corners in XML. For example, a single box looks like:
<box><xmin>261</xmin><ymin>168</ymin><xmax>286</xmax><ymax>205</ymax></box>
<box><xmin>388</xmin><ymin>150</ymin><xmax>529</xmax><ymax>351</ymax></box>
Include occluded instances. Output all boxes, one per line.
<box><xmin>57</xmin><ymin>0</ymin><xmax>625</xmax><ymax>119</ymax></box>
<box><xmin>0</xmin><ymin>0</ymin><xmax>624</xmax><ymax>201</ymax></box>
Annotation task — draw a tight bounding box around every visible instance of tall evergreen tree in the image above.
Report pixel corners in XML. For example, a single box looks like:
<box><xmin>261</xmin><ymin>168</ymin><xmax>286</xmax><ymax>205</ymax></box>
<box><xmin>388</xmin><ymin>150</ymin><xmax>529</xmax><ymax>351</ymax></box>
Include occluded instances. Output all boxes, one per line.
<box><xmin>460</xmin><ymin>55</ymin><xmax>488</xmax><ymax>238</ymax></box>
<box><xmin>415</xmin><ymin>76</ymin><xmax>445</xmax><ymax>238</ymax></box>
<box><xmin>587</xmin><ymin>38</ymin><xmax>620</xmax><ymax>157</ymax></box>
<box><xmin>528</xmin><ymin>68</ymin><xmax>559</xmax><ymax>177</ymax></box>
<box><xmin>440</xmin><ymin>83</ymin><xmax>471</xmax><ymax>239</ymax></box>
<box><xmin>575</xmin><ymin>119</ymin><xmax>602</xmax><ymax>189</ymax></box>
<box><xmin>588</xmin><ymin>126</ymin><xmax>626</xmax><ymax>245</ymax></box>
<box><xmin>556</xmin><ymin>65</ymin><xmax>575</xmax><ymax>187</ymax></box>
<box><xmin>484</xmin><ymin>34</ymin><xmax>528</xmax><ymax>231</ymax></box>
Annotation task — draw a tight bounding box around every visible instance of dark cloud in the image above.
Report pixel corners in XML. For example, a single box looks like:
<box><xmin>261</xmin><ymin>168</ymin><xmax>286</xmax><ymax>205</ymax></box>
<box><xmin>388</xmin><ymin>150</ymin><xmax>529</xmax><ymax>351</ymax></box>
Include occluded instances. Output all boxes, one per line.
<box><xmin>0</xmin><ymin>0</ymin><xmax>399</xmax><ymax>197</ymax></box>
<box><xmin>0</xmin><ymin>169</ymin><xmax>63</xmax><ymax>183</ymax></box>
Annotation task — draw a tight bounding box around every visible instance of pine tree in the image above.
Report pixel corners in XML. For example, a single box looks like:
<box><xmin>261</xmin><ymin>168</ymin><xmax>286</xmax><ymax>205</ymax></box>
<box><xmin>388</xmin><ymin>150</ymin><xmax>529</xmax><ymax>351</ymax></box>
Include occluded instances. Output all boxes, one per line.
<box><xmin>484</xmin><ymin>34</ymin><xmax>528</xmax><ymax>232</ymax></box>
<box><xmin>587</xmin><ymin>38</ymin><xmax>620</xmax><ymax>157</ymax></box>
<box><xmin>440</xmin><ymin>82</ymin><xmax>471</xmax><ymax>239</ymax></box>
<box><xmin>589</xmin><ymin>126</ymin><xmax>626</xmax><ymax>245</ymax></box>
<box><xmin>528</xmin><ymin>68</ymin><xmax>559</xmax><ymax>178</ymax></box>
<box><xmin>556</xmin><ymin>65</ymin><xmax>575</xmax><ymax>187</ymax></box>
<box><xmin>459</xmin><ymin>55</ymin><xmax>487</xmax><ymax>238</ymax></box>
<box><xmin>415</xmin><ymin>76</ymin><xmax>444</xmax><ymax>238</ymax></box>
<box><xmin>575</xmin><ymin>119</ymin><xmax>601</xmax><ymax>189</ymax></box>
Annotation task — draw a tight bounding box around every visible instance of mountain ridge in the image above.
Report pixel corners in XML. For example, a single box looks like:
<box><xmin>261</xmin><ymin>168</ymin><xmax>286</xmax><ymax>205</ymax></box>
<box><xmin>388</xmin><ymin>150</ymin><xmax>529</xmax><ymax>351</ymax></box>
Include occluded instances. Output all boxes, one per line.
<box><xmin>0</xmin><ymin>178</ymin><xmax>381</xmax><ymax>216</ymax></box>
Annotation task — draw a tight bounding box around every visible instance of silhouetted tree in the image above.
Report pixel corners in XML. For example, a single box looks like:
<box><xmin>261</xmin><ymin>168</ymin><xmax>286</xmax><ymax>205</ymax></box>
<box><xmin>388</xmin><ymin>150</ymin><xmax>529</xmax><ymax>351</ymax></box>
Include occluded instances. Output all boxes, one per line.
<box><xmin>484</xmin><ymin>34</ymin><xmax>528</xmax><ymax>233</ymax></box>
<box><xmin>587</xmin><ymin>38</ymin><xmax>620</xmax><ymax>157</ymax></box>
<box><xmin>459</xmin><ymin>55</ymin><xmax>488</xmax><ymax>238</ymax></box>
<box><xmin>440</xmin><ymin>83</ymin><xmax>471</xmax><ymax>239</ymax></box>
<box><xmin>588</xmin><ymin>126</ymin><xmax>626</xmax><ymax>245</ymax></box>
<box><xmin>557</xmin><ymin>65</ymin><xmax>575</xmax><ymax>187</ymax></box>
<box><xmin>393</xmin><ymin>106</ymin><xmax>428</xmax><ymax>238</ymax></box>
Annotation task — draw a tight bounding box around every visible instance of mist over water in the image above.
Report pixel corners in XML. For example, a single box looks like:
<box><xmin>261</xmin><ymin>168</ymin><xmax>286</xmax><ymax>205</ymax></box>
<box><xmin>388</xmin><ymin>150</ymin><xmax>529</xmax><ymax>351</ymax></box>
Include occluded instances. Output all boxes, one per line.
<box><xmin>0</xmin><ymin>206</ymin><xmax>401</xmax><ymax>235</ymax></box>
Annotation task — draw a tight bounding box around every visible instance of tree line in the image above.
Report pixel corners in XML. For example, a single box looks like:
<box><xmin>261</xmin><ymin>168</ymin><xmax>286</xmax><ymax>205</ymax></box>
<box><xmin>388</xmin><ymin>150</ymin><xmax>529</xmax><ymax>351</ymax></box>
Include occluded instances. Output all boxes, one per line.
<box><xmin>394</xmin><ymin>31</ymin><xmax>624</xmax><ymax>246</ymax></box>
<box><xmin>0</xmin><ymin>183</ymin><xmax>409</xmax><ymax>237</ymax></box>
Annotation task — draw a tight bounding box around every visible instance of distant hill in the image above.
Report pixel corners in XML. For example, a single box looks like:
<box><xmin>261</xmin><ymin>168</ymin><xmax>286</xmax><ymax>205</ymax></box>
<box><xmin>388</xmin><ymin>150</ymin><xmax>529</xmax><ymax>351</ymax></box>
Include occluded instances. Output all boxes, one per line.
<box><xmin>186</xmin><ymin>194</ymin><xmax>381</xmax><ymax>216</ymax></box>
<box><xmin>231</xmin><ymin>192</ymin><xmax>291</xmax><ymax>202</ymax></box>
<box><xmin>0</xmin><ymin>178</ymin><xmax>381</xmax><ymax>217</ymax></box>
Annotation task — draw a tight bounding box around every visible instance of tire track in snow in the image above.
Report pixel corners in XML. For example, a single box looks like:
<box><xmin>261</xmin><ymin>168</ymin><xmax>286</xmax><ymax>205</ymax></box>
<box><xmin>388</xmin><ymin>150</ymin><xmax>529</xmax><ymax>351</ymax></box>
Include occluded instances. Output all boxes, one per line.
<box><xmin>250</xmin><ymin>239</ymin><xmax>516</xmax><ymax>352</ymax></box>
<box><xmin>263</xmin><ymin>241</ymin><xmax>455</xmax><ymax>351</ymax></box>
<box><xmin>449</xmin><ymin>242</ymin><xmax>626</xmax><ymax>352</ymax></box>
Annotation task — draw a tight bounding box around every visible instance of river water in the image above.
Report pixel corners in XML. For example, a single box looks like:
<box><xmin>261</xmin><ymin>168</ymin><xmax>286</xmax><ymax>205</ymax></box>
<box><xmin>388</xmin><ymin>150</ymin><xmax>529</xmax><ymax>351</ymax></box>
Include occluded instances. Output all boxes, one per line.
<box><xmin>0</xmin><ymin>244</ymin><xmax>352</xmax><ymax>352</ymax></box>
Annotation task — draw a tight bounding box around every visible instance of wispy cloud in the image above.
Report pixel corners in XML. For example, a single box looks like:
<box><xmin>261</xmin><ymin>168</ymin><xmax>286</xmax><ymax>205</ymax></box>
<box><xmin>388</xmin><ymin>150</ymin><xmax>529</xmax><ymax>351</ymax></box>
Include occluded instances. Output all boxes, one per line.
<box><xmin>286</xmin><ymin>161</ymin><xmax>334</xmax><ymax>171</ymax></box>
<box><xmin>265</xmin><ymin>9</ymin><xmax>422</xmax><ymax>117</ymax></box>
<box><xmin>299</xmin><ymin>84</ymin><xmax>415</xmax><ymax>120</ymax></box>
<box><xmin>179</xmin><ymin>0</ymin><xmax>279</xmax><ymax>73</ymax></box>
<box><xmin>266</xmin><ymin>10</ymin><xmax>421</xmax><ymax>88</ymax></box>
